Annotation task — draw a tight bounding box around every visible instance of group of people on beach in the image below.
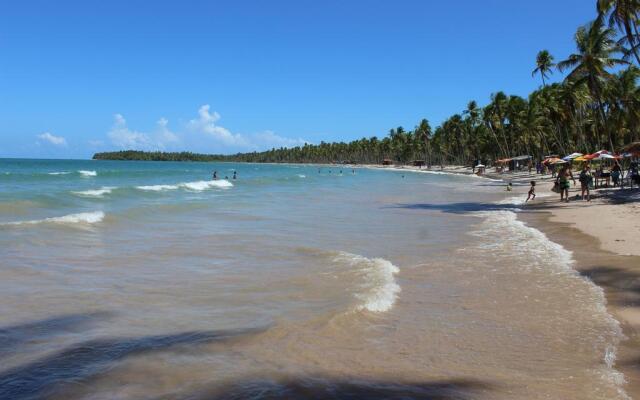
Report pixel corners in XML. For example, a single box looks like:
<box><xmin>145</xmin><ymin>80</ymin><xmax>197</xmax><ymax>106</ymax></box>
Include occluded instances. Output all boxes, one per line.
<box><xmin>212</xmin><ymin>170</ymin><xmax>237</xmax><ymax>180</ymax></box>
<box><xmin>552</xmin><ymin>161</ymin><xmax>639</xmax><ymax>203</ymax></box>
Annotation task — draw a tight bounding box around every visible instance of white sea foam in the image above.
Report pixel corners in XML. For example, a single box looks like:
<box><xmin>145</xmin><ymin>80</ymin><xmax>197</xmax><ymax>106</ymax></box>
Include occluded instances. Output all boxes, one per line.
<box><xmin>181</xmin><ymin>180</ymin><xmax>233</xmax><ymax>191</ymax></box>
<box><xmin>136</xmin><ymin>180</ymin><xmax>233</xmax><ymax>192</ymax></box>
<box><xmin>333</xmin><ymin>251</ymin><xmax>400</xmax><ymax>313</ymax></box>
<box><xmin>136</xmin><ymin>184</ymin><xmax>180</xmax><ymax>191</ymax></box>
<box><xmin>297</xmin><ymin>174</ymin><xmax>306</xmax><ymax>178</ymax></box>
<box><xmin>72</xmin><ymin>187</ymin><xmax>116</xmax><ymax>197</ymax></box>
<box><xmin>48</xmin><ymin>171</ymin><xmax>71</xmax><ymax>175</ymax></box>
<box><xmin>470</xmin><ymin>201</ymin><xmax>628</xmax><ymax>399</ymax></box>
<box><xmin>2</xmin><ymin>211</ymin><xmax>105</xmax><ymax>226</ymax></box>
<box><xmin>78</xmin><ymin>170</ymin><xmax>97</xmax><ymax>177</ymax></box>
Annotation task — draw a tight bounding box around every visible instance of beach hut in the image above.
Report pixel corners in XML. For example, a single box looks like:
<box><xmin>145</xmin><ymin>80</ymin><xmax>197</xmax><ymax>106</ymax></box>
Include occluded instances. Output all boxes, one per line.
<box><xmin>509</xmin><ymin>155</ymin><xmax>532</xmax><ymax>171</ymax></box>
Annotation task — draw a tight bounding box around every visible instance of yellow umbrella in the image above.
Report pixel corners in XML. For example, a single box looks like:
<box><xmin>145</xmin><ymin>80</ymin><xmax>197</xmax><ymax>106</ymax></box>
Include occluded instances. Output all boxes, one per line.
<box><xmin>573</xmin><ymin>156</ymin><xmax>588</xmax><ymax>162</ymax></box>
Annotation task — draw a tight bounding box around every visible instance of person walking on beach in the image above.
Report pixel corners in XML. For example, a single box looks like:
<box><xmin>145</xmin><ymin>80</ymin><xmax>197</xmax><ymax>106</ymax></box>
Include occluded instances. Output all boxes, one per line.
<box><xmin>526</xmin><ymin>181</ymin><xmax>536</xmax><ymax>202</ymax></box>
<box><xmin>579</xmin><ymin>164</ymin><xmax>592</xmax><ymax>201</ymax></box>
<box><xmin>556</xmin><ymin>165</ymin><xmax>575</xmax><ymax>202</ymax></box>
<box><xmin>612</xmin><ymin>161</ymin><xmax>621</xmax><ymax>187</ymax></box>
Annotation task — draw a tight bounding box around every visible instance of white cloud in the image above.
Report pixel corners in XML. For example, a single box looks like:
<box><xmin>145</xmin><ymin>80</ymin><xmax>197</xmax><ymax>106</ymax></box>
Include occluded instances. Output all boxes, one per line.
<box><xmin>108</xmin><ymin>114</ymin><xmax>153</xmax><ymax>149</ymax></box>
<box><xmin>101</xmin><ymin>105</ymin><xmax>309</xmax><ymax>153</ymax></box>
<box><xmin>156</xmin><ymin>117</ymin><xmax>179</xmax><ymax>144</ymax></box>
<box><xmin>188</xmin><ymin>105</ymin><xmax>249</xmax><ymax>147</ymax></box>
<box><xmin>251</xmin><ymin>130</ymin><xmax>308</xmax><ymax>149</ymax></box>
<box><xmin>37</xmin><ymin>132</ymin><xmax>67</xmax><ymax>146</ymax></box>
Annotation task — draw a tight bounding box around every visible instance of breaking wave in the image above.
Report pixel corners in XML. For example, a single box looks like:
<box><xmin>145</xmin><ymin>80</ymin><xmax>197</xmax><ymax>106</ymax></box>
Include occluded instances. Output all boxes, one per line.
<box><xmin>136</xmin><ymin>180</ymin><xmax>233</xmax><ymax>192</ymax></box>
<box><xmin>78</xmin><ymin>170</ymin><xmax>97</xmax><ymax>177</ymax></box>
<box><xmin>48</xmin><ymin>171</ymin><xmax>71</xmax><ymax>175</ymax></box>
<box><xmin>1</xmin><ymin>211</ymin><xmax>105</xmax><ymax>226</ymax></box>
<box><xmin>332</xmin><ymin>251</ymin><xmax>401</xmax><ymax>313</ymax></box>
<box><xmin>72</xmin><ymin>187</ymin><xmax>116</xmax><ymax>197</ymax></box>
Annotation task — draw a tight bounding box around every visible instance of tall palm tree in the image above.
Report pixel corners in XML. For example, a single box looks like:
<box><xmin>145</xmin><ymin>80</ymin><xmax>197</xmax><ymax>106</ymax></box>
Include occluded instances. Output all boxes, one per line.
<box><xmin>532</xmin><ymin>50</ymin><xmax>555</xmax><ymax>86</ymax></box>
<box><xmin>557</xmin><ymin>17</ymin><xmax>628</xmax><ymax>150</ymax></box>
<box><xmin>597</xmin><ymin>0</ymin><xmax>640</xmax><ymax>64</ymax></box>
<box><xmin>415</xmin><ymin>119</ymin><xmax>432</xmax><ymax>166</ymax></box>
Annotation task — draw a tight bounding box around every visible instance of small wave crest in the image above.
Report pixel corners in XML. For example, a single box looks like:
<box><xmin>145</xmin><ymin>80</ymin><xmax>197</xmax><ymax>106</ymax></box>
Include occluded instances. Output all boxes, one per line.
<box><xmin>297</xmin><ymin>174</ymin><xmax>306</xmax><ymax>178</ymax></box>
<box><xmin>332</xmin><ymin>251</ymin><xmax>401</xmax><ymax>313</ymax></box>
<box><xmin>72</xmin><ymin>187</ymin><xmax>116</xmax><ymax>197</ymax></box>
<box><xmin>48</xmin><ymin>171</ymin><xmax>71</xmax><ymax>175</ymax></box>
<box><xmin>136</xmin><ymin>180</ymin><xmax>233</xmax><ymax>192</ymax></box>
<box><xmin>1</xmin><ymin>211</ymin><xmax>105</xmax><ymax>226</ymax></box>
<box><xmin>78</xmin><ymin>170</ymin><xmax>97</xmax><ymax>177</ymax></box>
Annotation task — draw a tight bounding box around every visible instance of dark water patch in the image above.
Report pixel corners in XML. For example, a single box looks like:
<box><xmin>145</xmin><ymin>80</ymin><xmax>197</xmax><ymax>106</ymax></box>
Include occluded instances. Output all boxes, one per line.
<box><xmin>0</xmin><ymin>312</ymin><xmax>112</xmax><ymax>356</ymax></box>
<box><xmin>0</xmin><ymin>327</ymin><xmax>268</xmax><ymax>400</ymax></box>
<box><xmin>160</xmin><ymin>376</ymin><xmax>492</xmax><ymax>400</ymax></box>
<box><xmin>389</xmin><ymin>202</ymin><xmax>520</xmax><ymax>214</ymax></box>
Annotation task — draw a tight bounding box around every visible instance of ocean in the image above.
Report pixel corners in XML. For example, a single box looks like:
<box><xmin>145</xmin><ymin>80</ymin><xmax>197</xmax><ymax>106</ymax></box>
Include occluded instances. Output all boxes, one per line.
<box><xmin>0</xmin><ymin>159</ymin><xmax>627</xmax><ymax>399</ymax></box>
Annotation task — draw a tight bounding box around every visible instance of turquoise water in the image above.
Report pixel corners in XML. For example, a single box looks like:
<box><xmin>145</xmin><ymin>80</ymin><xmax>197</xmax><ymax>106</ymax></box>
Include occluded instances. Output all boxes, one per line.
<box><xmin>0</xmin><ymin>159</ymin><xmax>628</xmax><ymax>400</ymax></box>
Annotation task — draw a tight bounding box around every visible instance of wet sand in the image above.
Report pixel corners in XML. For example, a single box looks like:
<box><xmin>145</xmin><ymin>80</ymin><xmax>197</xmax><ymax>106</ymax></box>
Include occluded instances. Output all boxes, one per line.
<box><xmin>365</xmin><ymin>163</ymin><xmax>640</xmax><ymax>397</ymax></box>
<box><xmin>520</xmin><ymin>210</ymin><xmax>640</xmax><ymax>397</ymax></box>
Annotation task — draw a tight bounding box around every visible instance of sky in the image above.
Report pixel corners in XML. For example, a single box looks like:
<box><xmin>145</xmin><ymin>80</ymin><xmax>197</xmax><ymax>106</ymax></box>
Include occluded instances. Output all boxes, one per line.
<box><xmin>0</xmin><ymin>0</ymin><xmax>597</xmax><ymax>159</ymax></box>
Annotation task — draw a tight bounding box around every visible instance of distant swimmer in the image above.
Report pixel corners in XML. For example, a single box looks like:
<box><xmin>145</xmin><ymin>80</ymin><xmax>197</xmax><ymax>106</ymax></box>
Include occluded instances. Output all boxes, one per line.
<box><xmin>318</xmin><ymin>168</ymin><xmax>321</xmax><ymax>173</ymax></box>
<box><xmin>213</xmin><ymin>171</ymin><xmax>218</xmax><ymax>180</ymax></box>
<box><xmin>225</xmin><ymin>176</ymin><xmax>229</xmax><ymax>180</ymax></box>
<box><xmin>352</xmin><ymin>169</ymin><xmax>355</xmax><ymax>174</ymax></box>
<box><xmin>233</xmin><ymin>171</ymin><xmax>237</xmax><ymax>180</ymax></box>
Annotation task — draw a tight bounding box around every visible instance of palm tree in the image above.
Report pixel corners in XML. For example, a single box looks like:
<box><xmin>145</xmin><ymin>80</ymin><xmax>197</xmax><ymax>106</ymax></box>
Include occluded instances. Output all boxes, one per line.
<box><xmin>415</xmin><ymin>119</ymin><xmax>432</xmax><ymax>166</ymax></box>
<box><xmin>558</xmin><ymin>17</ymin><xmax>628</xmax><ymax>150</ymax></box>
<box><xmin>532</xmin><ymin>50</ymin><xmax>555</xmax><ymax>86</ymax></box>
<box><xmin>597</xmin><ymin>0</ymin><xmax>640</xmax><ymax>64</ymax></box>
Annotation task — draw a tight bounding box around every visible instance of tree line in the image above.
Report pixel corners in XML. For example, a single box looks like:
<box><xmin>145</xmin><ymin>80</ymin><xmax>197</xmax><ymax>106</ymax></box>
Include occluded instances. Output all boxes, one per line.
<box><xmin>95</xmin><ymin>1</ymin><xmax>640</xmax><ymax>166</ymax></box>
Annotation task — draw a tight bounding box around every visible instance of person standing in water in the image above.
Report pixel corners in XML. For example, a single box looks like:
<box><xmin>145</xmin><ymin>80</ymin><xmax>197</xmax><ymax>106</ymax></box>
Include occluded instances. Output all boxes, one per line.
<box><xmin>212</xmin><ymin>171</ymin><xmax>218</xmax><ymax>180</ymax></box>
<box><xmin>233</xmin><ymin>171</ymin><xmax>237</xmax><ymax>180</ymax></box>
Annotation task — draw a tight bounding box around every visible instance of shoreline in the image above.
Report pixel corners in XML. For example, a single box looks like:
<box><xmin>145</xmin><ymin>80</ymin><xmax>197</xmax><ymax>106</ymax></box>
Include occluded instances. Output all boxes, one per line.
<box><xmin>373</xmin><ymin>163</ymin><xmax>640</xmax><ymax>397</ymax></box>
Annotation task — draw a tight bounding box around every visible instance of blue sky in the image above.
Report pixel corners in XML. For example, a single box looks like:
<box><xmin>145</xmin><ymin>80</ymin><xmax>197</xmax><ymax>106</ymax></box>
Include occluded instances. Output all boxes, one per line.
<box><xmin>0</xmin><ymin>0</ymin><xmax>596</xmax><ymax>158</ymax></box>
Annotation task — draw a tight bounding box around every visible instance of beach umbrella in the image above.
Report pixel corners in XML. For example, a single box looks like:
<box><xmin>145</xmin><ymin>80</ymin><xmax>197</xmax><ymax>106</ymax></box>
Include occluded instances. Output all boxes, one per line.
<box><xmin>543</xmin><ymin>157</ymin><xmax>562</xmax><ymax>165</ymax></box>
<box><xmin>573</xmin><ymin>155</ymin><xmax>588</xmax><ymax>162</ymax></box>
<box><xmin>562</xmin><ymin>152</ymin><xmax>583</xmax><ymax>161</ymax></box>
<box><xmin>593</xmin><ymin>153</ymin><xmax>615</xmax><ymax>160</ymax></box>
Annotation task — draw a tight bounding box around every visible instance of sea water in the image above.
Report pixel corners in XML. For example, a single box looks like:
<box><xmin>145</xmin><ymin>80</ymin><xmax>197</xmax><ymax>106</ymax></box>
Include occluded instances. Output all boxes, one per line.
<box><xmin>0</xmin><ymin>159</ymin><xmax>626</xmax><ymax>399</ymax></box>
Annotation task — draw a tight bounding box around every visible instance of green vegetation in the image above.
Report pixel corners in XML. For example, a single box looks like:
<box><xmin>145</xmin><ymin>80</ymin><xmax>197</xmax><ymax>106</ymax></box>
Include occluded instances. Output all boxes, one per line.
<box><xmin>95</xmin><ymin>2</ymin><xmax>640</xmax><ymax>166</ymax></box>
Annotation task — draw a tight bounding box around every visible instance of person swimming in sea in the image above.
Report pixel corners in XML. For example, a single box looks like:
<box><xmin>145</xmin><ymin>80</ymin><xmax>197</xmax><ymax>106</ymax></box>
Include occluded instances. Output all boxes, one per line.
<box><xmin>233</xmin><ymin>171</ymin><xmax>237</xmax><ymax>180</ymax></box>
<box><xmin>505</xmin><ymin>182</ymin><xmax>513</xmax><ymax>191</ymax></box>
<box><xmin>212</xmin><ymin>171</ymin><xmax>217</xmax><ymax>180</ymax></box>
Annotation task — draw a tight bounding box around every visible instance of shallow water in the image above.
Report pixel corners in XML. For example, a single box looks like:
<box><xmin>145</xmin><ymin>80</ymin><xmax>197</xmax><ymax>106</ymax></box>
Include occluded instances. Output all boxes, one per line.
<box><xmin>0</xmin><ymin>159</ymin><xmax>627</xmax><ymax>399</ymax></box>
